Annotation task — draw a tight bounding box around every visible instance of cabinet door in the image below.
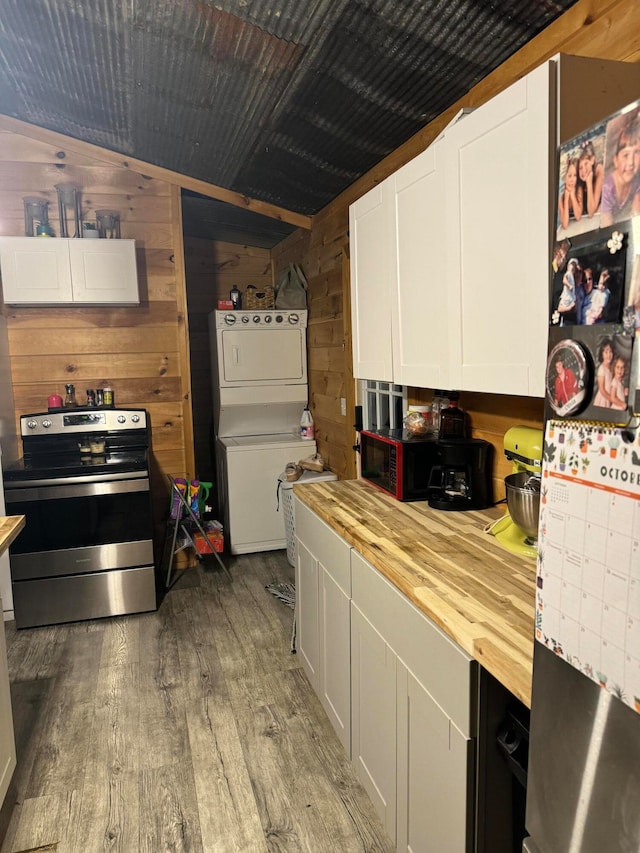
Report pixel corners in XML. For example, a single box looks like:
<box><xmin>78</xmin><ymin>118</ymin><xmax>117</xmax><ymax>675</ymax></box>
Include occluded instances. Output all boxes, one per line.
<box><xmin>296</xmin><ymin>539</ymin><xmax>319</xmax><ymax>689</ymax></box>
<box><xmin>319</xmin><ymin>564</ymin><xmax>351</xmax><ymax>755</ymax></box>
<box><xmin>351</xmin><ymin>602</ymin><xmax>397</xmax><ymax>842</ymax></box>
<box><xmin>69</xmin><ymin>239</ymin><xmax>139</xmax><ymax>304</ymax></box>
<box><xmin>0</xmin><ymin>236</ymin><xmax>72</xmax><ymax>303</ymax></box>
<box><xmin>295</xmin><ymin>498</ymin><xmax>352</xmax><ymax>754</ymax></box>
<box><xmin>445</xmin><ymin>62</ymin><xmax>551</xmax><ymax>397</ymax></box>
<box><xmin>0</xmin><ymin>602</ymin><xmax>16</xmax><ymax>806</ymax></box>
<box><xmin>393</xmin><ymin>138</ymin><xmax>450</xmax><ymax>388</ymax></box>
<box><xmin>349</xmin><ymin>181</ymin><xmax>395</xmax><ymax>381</ymax></box>
<box><xmin>396</xmin><ymin>663</ymin><xmax>473</xmax><ymax>852</ymax></box>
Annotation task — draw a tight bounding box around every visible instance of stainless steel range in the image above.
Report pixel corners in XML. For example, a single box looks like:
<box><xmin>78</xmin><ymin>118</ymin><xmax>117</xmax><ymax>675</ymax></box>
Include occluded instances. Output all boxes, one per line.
<box><xmin>3</xmin><ymin>408</ymin><xmax>157</xmax><ymax>629</ymax></box>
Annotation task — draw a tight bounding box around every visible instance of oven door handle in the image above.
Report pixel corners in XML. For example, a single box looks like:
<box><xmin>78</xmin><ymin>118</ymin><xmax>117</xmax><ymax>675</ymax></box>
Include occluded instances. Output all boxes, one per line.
<box><xmin>5</xmin><ymin>477</ymin><xmax>150</xmax><ymax>503</ymax></box>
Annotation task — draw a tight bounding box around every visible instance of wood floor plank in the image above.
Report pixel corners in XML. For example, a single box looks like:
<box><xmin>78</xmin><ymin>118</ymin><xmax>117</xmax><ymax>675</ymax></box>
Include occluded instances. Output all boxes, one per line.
<box><xmin>171</xmin><ymin>587</ymin><xmax>268</xmax><ymax>852</ymax></box>
<box><xmin>98</xmin><ymin>616</ymin><xmax>140</xmax><ymax>670</ymax></box>
<box><xmin>139</xmin><ymin>760</ymin><xmax>204</xmax><ymax>853</ymax></box>
<box><xmin>5</xmin><ymin>624</ymin><xmax>73</xmax><ymax>683</ymax></box>
<box><xmin>137</xmin><ymin>605</ymin><xmax>190</xmax><ymax>771</ymax></box>
<box><xmin>235</xmin><ymin>702</ymin><xmax>332</xmax><ymax>852</ymax></box>
<box><xmin>24</xmin><ymin>631</ymin><xmax>103</xmax><ymax>799</ymax></box>
<box><xmin>72</xmin><ymin>663</ymin><xmax>141</xmax><ymax>852</ymax></box>
<box><xmin>8</xmin><ymin>790</ymin><xmax>81</xmax><ymax>853</ymax></box>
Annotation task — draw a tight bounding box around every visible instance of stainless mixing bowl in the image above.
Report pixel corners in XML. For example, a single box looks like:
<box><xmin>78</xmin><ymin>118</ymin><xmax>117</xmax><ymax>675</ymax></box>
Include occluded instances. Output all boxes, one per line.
<box><xmin>505</xmin><ymin>472</ymin><xmax>541</xmax><ymax>541</ymax></box>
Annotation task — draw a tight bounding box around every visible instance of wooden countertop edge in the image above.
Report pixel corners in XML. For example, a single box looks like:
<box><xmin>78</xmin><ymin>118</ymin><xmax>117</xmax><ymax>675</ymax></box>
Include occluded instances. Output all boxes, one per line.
<box><xmin>0</xmin><ymin>515</ymin><xmax>25</xmax><ymax>556</ymax></box>
<box><xmin>294</xmin><ymin>480</ymin><xmax>534</xmax><ymax>708</ymax></box>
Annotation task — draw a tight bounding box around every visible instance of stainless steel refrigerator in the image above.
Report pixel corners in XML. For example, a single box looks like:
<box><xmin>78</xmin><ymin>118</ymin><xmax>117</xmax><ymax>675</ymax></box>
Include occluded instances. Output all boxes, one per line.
<box><xmin>524</xmin><ymin>642</ymin><xmax>640</xmax><ymax>852</ymax></box>
<box><xmin>524</xmin><ymin>415</ymin><xmax>640</xmax><ymax>851</ymax></box>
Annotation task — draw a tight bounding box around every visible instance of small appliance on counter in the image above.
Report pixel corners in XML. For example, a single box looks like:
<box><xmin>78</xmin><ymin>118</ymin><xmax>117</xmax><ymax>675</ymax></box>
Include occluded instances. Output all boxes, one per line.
<box><xmin>488</xmin><ymin>425</ymin><xmax>543</xmax><ymax>558</ymax></box>
<box><xmin>427</xmin><ymin>438</ymin><xmax>494</xmax><ymax>510</ymax></box>
<box><xmin>360</xmin><ymin>428</ymin><xmax>438</xmax><ymax>501</ymax></box>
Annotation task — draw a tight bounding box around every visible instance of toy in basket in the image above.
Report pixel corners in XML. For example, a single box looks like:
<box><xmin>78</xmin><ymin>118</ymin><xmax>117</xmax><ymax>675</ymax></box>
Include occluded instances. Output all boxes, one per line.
<box><xmin>244</xmin><ymin>284</ymin><xmax>275</xmax><ymax>310</ymax></box>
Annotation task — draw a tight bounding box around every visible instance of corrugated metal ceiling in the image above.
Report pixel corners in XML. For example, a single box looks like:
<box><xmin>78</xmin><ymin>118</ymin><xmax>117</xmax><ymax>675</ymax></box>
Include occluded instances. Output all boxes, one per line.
<box><xmin>0</xmin><ymin>0</ymin><xmax>579</xmax><ymax>238</ymax></box>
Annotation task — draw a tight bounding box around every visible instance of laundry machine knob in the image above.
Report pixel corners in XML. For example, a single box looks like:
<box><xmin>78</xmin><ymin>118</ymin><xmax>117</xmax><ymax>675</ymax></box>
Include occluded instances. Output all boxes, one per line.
<box><xmin>253</xmin><ymin>315</ymin><xmax>261</xmax><ymax>323</ymax></box>
<box><xmin>275</xmin><ymin>314</ymin><xmax>283</xmax><ymax>323</ymax></box>
<box><xmin>288</xmin><ymin>313</ymin><xmax>299</xmax><ymax>324</ymax></box>
<box><xmin>224</xmin><ymin>314</ymin><xmax>237</xmax><ymax>325</ymax></box>
<box><xmin>241</xmin><ymin>315</ymin><xmax>250</xmax><ymax>323</ymax></box>
<box><xmin>264</xmin><ymin>314</ymin><xmax>272</xmax><ymax>323</ymax></box>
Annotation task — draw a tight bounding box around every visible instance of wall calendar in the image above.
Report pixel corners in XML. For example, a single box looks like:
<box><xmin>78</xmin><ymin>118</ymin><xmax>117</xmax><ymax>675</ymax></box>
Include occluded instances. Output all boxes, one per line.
<box><xmin>536</xmin><ymin>418</ymin><xmax>640</xmax><ymax>713</ymax></box>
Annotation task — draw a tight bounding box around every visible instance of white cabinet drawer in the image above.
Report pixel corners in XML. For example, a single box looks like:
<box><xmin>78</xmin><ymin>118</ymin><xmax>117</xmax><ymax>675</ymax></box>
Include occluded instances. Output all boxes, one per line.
<box><xmin>351</xmin><ymin>549</ymin><xmax>476</xmax><ymax>737</ymax></box>
<box><xmin>295</xmin><ymin>498</ymin><xmax>351</xmax><ymax>596</ymax></box>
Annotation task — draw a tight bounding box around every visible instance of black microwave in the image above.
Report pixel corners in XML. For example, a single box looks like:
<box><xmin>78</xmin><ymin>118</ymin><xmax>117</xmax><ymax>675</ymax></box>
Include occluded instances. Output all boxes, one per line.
<box><xmin>360</xmin><ymin>429</ymin><xmax>438</xmax><ymax>501</ymax></box>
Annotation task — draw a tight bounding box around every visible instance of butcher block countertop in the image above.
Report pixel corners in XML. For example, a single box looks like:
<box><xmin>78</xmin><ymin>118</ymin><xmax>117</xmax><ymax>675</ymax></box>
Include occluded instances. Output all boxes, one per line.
<box><xmin>294</xmin><ymin>479</ymin><xmax>536</xmax><ymax>708</ymax></box>
<box><xmin>0</xmin><ymin>515</ymin><xmax>24</xmax><ymax>557</ymax></box>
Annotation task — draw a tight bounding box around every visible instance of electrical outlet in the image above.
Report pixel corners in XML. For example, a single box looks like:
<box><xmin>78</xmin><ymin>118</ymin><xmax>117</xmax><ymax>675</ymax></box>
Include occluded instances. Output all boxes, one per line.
<box><xmin>340</xmin><ymin>397</ymin><xmax>347</xmax><ymax>416</ymax></box>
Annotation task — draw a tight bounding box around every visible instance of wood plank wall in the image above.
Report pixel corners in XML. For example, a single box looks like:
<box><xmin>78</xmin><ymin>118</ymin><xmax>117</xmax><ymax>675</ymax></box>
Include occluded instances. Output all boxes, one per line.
<box><xmin>272</xmin><ymin>217</ymin><xmax>358</xmax><ymax>479</ymax></box>
<box><xmin>183</xmin><ymin>234</ymin><xmax>273</xmax><ymax>487</ymax></box>
<box><xmin>273</xmin><ymin>0</ymin><xmax>640</xmax><ymax>491</ymax></box>
<box><xmin>0</xmin><ymin>127</ymin><xmax>189</xmax><ymax>547</ymax></box>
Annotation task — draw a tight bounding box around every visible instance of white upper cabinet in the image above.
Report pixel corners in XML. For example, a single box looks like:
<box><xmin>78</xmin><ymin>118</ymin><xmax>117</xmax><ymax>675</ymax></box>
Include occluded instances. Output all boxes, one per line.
<box><xmin>0</xmin><ymin>237</ymin><xmax>139</xmax><ymax>306</ymax></box>
<box><xmin>349</xmin><ymin>54</ymin><xmax>640</xmax><ymax>398</ymax></box>
<box><xmin>392</xmin><ymin>138</ymin><xmax>449</xmax><ymax>388</ymax></box>
<box><xmin>445</xmin><ymin>62</ymin><xmax>552</xmax><ymax>397</ymax></box>
<box><xmin>349</xmin><ymin>181</ymin><xmax>395</xmax><ymax>382</ymax></box>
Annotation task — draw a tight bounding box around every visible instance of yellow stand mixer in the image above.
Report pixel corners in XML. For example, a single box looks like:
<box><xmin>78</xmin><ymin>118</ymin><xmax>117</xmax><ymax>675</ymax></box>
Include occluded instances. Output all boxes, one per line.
<box><xmin>489</xmin><ymin>426</ymin><xmax>543</xmax><ymax>558</ymax></box>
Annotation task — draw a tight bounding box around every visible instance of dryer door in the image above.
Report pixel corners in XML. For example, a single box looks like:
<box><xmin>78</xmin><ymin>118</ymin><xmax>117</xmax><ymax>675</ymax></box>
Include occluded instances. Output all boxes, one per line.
<box><xmin>217</xmin><ymin>326</ymin><xmax>307</xmax><ymax>386</ymax></box>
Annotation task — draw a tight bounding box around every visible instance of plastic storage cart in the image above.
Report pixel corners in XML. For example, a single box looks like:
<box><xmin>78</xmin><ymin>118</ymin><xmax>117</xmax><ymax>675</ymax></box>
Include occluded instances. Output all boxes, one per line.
<box><xmin>278</xmin><ymin>469</ymin><xmax>337</xmax><ymax>566</ymax></box>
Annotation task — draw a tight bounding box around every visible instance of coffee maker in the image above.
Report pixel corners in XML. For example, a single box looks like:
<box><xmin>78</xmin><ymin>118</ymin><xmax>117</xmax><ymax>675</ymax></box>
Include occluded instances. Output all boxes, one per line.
<box><xmin>427</xmin><ymin>438</ymin><xmax>494</xmax><ymax>511</ymax></box>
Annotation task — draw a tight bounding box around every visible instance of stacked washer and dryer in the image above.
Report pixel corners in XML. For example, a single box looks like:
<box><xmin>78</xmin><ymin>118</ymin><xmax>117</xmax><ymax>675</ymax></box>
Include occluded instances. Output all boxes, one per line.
<box><xmin>208</xmin><ymin>309</ymin><xmax>315</xmax><ymax>555</ymax></box>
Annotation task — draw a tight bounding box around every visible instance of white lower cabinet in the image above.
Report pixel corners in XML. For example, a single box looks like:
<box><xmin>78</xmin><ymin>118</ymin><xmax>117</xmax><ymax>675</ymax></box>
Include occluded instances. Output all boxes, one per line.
<box><xmin>295</xmin><ymin>502</ymin><xmax>477</xmax><ymax>850</ymax></box>
<box><xmin>351</xmin><ymin>549</ymin><xmax>476</xmax><ymax>851</ymax></box>
<box><xmin>295</xmin><ymin>498</ymin><xmax>351</xmax><ymax>755</ymax></box>
<box><xmin>0</xmin><ymin>597</ymin><xmax>16</xmax><ymax>806</ymax></box>
<box><xmin>396</xmin><ymin>665</ymin><xmax>471</xmax><ymax>852</ymax></box>
<box><xmin>351</xmin><ymin>602</ymin><xmax>398</xmax><ymax>837</ymax></box>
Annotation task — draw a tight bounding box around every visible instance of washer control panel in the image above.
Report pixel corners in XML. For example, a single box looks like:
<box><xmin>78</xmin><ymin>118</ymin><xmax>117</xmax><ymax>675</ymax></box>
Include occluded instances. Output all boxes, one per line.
<box><xmin>216</xmin><ymin>310</ymin><xmax>307</xmax><ymax>328</ymax></box>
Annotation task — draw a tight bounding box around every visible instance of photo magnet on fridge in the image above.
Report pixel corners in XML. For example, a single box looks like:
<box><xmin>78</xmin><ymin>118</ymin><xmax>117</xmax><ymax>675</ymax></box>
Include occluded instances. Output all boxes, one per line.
<box><xmin>546</xmin><ymin>324</ymin><xmax>635</xmax><ymax>424</ymax></box>
<box><xmin>550</xmin><ymin>221</ymin><xmax>632</xmax><ymax>328</ymax></box>
<box><xmin>555</xmin><ymin>118</ymin><xmax>607</xmax><ymax>241</ymax></box>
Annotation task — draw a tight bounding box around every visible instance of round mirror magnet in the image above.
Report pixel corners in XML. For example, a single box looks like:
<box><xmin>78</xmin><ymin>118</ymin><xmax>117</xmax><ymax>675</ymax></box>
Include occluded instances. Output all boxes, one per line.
<box><xmin>546</xmin><ymin>339</ymin><xmax>591</xmax><ymax>417</ymax></box>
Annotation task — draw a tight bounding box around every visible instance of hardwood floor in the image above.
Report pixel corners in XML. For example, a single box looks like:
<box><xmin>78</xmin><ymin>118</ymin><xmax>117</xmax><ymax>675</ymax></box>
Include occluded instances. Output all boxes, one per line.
<box><xmin>0</xmin><ymin>552</ymin><xmax>394</xmax><ymax>853</ymax></box>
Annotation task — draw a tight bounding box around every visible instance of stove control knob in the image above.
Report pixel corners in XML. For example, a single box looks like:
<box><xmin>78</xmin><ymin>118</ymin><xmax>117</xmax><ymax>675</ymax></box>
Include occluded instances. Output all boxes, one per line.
<box><xmin>42</xmin><ymin>419</ymin><xmax>52</xmax><ymax>428</ymax></box>
<box><xmin>275</xmin><ymin>315</ymin><xmax>283</xmax><ymax>323</ymax></box>
<box><xmin>288</xmin><ymin>313</ymin><xmax>299</xmax><ymax>324</ymax></box>
<box><xmin>26</xmin><ymin>419</ymin><xmax>37</xmax><ymax>430</ymax></box>
<box><xmin>264</xmin><ymin>314</ymin><xmax>272</xmax><ymax>323</ymax></box>
<box><xmin>131</xmin><ymin>414</ymin><xmax>140</xmax><ymax>423</ymax></box>
<box><xmin>241</xmin><ymin>315</ymin><xmax>250</xmax><ymax>324</ymax></box>
<box><xmin>117</xmin><ymin>415</ymin><xmax>126</xmax><ymax>424</ymax></box>
<box><xmin>224</xmin><ymin>314</ymin><xmax>237</xmax><ymax>326</ymax></box>
<box><xmin>253</xmin><ymin>315</ymin><xmax>261</xmax><ymax>324</ymax></box>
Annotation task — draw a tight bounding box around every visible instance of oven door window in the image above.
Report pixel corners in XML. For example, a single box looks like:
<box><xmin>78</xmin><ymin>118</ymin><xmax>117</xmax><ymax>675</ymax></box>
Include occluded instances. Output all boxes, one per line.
<box><xmin>7</xmin><ymin>479</ymin><xmax>152</xmax><ymax>553</ymax></box>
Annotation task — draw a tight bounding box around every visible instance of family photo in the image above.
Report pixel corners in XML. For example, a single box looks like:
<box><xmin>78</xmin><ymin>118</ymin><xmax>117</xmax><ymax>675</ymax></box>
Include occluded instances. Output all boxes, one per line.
<box><xmin>550</xmin><ymin>224</ymin><xmax>629</xmax><ymax>327</ymax></box>
<box><xmin>591</xmin><ymin>332</ymin><xmax>633</xmax><ymax>412</ymax></box>
<box><xmin>555</xmin><ymin>100</ymin><xmax>640</xmax><ymax>239</ymax></box>
<box><xmin>556</xmin><ymin>119</ymin><xmax>607</xmax><ymax>238</ymax></box>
